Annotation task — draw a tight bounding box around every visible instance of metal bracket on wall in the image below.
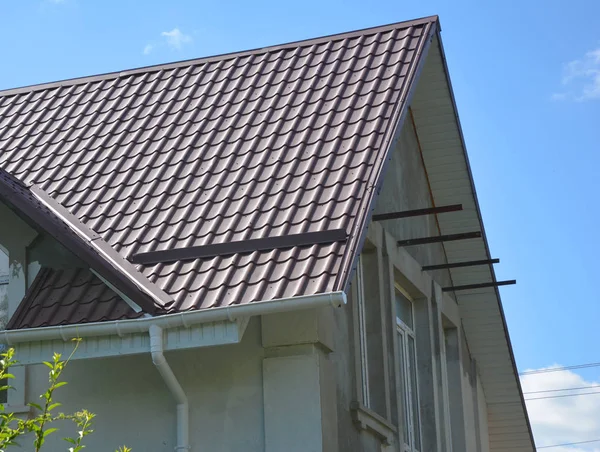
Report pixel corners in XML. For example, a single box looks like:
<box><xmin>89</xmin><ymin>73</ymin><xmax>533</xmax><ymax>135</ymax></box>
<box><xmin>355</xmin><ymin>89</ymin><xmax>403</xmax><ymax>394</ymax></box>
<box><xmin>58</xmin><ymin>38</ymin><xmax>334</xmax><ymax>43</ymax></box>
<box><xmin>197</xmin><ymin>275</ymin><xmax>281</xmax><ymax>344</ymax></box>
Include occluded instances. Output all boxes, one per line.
<box><xmin>397</xmin><ymin>231</ymin><xmax>481</xmax><ymax>247</ymax></box>
<box><xmin>422</xmin><ymin>258</ymin><xmax>500</xmax><ymax>271</ymax></box>
<box><xmin>372</xmin><ymin>204</ymin><xmax>462</xmax><ymax>221</ymax></box>
<box><xmin>442</xmin><ymin>280</ymin><xmax>516</xmax><ymax>292</ymax></box>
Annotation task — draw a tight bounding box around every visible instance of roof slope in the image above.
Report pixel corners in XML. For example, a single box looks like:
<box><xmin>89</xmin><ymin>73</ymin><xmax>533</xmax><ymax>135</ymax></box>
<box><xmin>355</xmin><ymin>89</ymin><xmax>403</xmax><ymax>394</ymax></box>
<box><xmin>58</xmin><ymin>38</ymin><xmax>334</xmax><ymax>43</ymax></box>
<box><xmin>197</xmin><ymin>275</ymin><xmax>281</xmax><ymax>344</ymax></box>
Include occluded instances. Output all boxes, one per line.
<box><xmin>0</xmin><ymin>17</ymin><xmax>436</xmax><ymax>326</ymax></box>
<box><xmin>7</xmin><ymin>267</ymin><xmax>142</xmax><ymax>329</ymax></box>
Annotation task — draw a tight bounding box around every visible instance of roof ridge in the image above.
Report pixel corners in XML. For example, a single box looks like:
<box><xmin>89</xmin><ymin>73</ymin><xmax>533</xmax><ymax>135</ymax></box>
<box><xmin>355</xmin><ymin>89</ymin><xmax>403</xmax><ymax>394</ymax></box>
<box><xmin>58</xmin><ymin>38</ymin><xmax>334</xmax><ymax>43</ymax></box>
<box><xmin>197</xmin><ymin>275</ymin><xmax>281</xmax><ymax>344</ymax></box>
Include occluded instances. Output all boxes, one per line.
<box><xmin>0</xmin><ymin>15</ymin><xmax>438</xmax><ymax>99</ymax></box>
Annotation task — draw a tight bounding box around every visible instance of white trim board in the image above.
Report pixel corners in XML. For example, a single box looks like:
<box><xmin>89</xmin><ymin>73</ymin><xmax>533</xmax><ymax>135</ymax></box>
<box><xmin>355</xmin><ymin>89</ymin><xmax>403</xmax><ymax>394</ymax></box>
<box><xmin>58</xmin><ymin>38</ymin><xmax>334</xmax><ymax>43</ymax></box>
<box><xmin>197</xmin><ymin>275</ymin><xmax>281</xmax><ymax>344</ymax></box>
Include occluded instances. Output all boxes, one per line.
<box><xmin>13</xmin><ymin>318</ymin><xmax>249</xmax><ymax>365</ymax></box>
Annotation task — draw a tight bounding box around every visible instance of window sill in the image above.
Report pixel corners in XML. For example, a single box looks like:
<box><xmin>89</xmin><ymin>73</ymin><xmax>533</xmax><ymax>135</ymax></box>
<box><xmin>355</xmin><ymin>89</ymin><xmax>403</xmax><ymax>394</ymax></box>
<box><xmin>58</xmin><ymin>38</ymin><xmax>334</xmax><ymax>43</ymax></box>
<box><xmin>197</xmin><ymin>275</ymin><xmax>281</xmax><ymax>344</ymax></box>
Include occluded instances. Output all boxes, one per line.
<box><xmin>350</xmin><ymin>401</ymin><xmax>396</xmax><ymax>445</ymax></box>
<box><xmin>3</xmin><ymin>404</ymin><xmax>31</xmax><ymax>415</ymax></box>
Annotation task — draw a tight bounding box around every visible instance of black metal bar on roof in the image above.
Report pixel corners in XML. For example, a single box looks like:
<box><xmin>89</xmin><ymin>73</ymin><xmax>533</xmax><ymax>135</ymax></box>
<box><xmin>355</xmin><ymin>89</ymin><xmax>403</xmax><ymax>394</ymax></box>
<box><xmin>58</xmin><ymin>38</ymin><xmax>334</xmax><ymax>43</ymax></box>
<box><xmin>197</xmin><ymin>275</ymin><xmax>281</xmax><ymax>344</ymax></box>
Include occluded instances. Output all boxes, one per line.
<box><xmin>131</xmin><ymin>229</ymin><xmax>348</xmax><ymax>265</ymax></box>
<box><xmin>422</xmin><ymin>258</ymin><xmax>500</xmax><ymax>271</ymax></box>
<box><xmin>397</xmin><ymin>231</ymin><xmax>481</xmax><ymax>247</ymax></box>
<box><xmin>372</xmin><ymin>204</ymin><xmax>463</xmax><ymax>221</ymax></box>
<box><xmin>442</xmin><ymin>280</ymin><xmax>516</xmax><ymax>292</ymax></box>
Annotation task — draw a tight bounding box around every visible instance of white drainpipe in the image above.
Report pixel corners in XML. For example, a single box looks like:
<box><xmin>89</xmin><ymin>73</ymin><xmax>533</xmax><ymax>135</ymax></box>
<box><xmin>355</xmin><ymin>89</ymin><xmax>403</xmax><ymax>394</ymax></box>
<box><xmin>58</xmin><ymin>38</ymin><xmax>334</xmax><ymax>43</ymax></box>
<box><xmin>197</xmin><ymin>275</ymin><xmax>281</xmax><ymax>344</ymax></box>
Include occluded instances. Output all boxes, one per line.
<box><xmin>149</xmin><ymin>324</ymin><xmax>189</xmax><ymax>451</ymax></box>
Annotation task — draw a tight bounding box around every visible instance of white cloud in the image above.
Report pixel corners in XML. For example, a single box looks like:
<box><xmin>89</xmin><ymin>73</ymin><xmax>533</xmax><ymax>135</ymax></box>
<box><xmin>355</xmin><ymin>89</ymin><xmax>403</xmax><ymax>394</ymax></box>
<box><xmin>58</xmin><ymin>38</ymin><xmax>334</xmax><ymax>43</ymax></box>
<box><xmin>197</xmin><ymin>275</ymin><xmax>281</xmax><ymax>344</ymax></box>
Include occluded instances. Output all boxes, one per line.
<box><xmin>521</xmin><ymin>366</ymin><xmax>600</xmax><ymax>451</ymax></box>
<box><xmin>555</xmin><ymin>47</ymin><xmax>600</xmax><ymax>101</ymax></box>
<box><xmin>160</xmin><ymin>28</ymin><xmax>192</xmax><ymax>51</ymax></box>
<box><xmin>143</xmin><ymin>44</ymin><xmax>153</xmax><ymax>55</ymax></box>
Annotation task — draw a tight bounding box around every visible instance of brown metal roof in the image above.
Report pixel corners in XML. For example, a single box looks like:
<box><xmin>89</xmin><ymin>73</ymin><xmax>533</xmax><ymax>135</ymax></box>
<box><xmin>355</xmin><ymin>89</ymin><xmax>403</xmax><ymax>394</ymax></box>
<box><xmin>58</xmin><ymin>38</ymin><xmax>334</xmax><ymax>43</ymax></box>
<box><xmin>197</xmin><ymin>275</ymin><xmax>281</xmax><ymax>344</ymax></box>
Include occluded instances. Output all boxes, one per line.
<box><xmin>1</xmin><ymin>17</ymin><xmax>437</xmax><ymax>328</ymax></box>
<box><xmin>7</xmin><ymin>267</ymin><xmax>142</xmax><ymax>329</ymax></box>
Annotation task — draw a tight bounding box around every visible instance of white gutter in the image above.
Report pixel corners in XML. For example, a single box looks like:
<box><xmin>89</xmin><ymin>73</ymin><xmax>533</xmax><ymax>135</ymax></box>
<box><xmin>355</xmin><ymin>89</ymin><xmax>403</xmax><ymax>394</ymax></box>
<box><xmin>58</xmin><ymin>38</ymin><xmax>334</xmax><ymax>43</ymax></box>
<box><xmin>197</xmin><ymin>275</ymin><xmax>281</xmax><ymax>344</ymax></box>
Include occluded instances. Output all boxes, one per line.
<box><xmin>149</xmin><ymin>325</ymin><xmax>189</xmax><ymax>451</ymax></box>
<box><xmin>2</xmin><ymin>291</ymin><xmax>347</xmax><ymax>345</ymax></box>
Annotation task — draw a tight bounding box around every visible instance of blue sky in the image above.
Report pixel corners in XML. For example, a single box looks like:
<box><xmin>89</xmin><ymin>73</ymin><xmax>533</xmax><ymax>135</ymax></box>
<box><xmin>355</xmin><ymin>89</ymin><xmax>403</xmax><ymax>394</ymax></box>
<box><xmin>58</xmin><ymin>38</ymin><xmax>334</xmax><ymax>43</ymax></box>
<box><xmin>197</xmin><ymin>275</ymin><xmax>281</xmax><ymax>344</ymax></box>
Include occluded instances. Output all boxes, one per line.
<box><xmin>1</xmin><ymin>0</ymin><xmax>599</xmax><ymax>448</ymax></box>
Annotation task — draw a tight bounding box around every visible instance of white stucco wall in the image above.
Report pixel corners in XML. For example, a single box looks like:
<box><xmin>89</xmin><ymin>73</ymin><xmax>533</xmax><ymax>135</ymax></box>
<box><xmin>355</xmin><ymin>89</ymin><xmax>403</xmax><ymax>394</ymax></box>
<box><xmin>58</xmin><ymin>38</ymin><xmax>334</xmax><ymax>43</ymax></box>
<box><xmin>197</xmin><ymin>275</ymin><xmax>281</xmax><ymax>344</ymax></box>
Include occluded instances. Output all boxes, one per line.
<box><xmin>23</xmin><ymin>318</ymin><xmax>266</xmax><ymax>452</ymax></box>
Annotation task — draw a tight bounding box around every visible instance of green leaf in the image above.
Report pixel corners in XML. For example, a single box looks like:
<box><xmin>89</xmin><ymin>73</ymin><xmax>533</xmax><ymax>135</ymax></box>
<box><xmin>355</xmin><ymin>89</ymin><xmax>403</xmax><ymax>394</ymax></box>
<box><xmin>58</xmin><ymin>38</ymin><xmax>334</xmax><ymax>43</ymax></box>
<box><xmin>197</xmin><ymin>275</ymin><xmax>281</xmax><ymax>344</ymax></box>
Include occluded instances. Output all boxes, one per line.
<box><xmin>63</xmin><ymin>437</ymin><xmax>77</xmax><ymax>444</ymax></box>
<box><xmin>48</xmin><ymin>403</ymin><xmax>61</xmax><ymax>411</ymax></box>
<box><xmin>28</xmin><ymin>403</ymin><xmax>43</xmax><ymax>411</ymax></box>
<box><xmin>43</xmin><ymin>427</ymin><xmax>58</xmax><ymax>437</ymax></box>
<box><xmin>53</xmin><ymin>382</ymin><xmax>68</xmax><ymax>389</ymax></box>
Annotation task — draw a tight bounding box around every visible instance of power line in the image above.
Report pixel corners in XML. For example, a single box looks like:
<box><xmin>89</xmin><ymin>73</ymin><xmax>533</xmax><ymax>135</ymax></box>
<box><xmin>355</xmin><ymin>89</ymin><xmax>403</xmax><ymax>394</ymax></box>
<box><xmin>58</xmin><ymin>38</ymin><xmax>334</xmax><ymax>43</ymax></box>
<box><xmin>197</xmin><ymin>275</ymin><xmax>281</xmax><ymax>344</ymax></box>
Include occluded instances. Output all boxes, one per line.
<box><xmin>520</xmin><ymin>362</ymin><xmax>600</xmax><ymax>375</ymax></box>
<box><xmin>538</xmin><ymin>438</ymin><xmax>600</xmax><ymax>449</ymax></box>
<box><xmin>492</xmin><ymin>390</ymin><xmax>600</xmax><ymax>405</ymax></box>
<box><xmin>524</xmin><ymin>384</ymin><xmax>600</xmax><ymax>395</ymax></box>
<box><xmin>525</xmin><ymin>390</ymin><xmax>600</xmax><ymax>401</ymax></box>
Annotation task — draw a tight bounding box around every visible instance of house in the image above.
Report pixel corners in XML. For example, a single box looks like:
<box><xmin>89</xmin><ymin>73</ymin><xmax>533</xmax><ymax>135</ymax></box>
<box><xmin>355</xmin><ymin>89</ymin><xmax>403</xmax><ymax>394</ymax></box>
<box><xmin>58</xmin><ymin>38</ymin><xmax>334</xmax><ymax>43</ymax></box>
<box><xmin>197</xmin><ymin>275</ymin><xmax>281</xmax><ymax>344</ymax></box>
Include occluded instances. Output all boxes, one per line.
<box><xmin>0</xmin><ymin>16</ymin><xmax>535</xmax><ymax>452</ymax></box>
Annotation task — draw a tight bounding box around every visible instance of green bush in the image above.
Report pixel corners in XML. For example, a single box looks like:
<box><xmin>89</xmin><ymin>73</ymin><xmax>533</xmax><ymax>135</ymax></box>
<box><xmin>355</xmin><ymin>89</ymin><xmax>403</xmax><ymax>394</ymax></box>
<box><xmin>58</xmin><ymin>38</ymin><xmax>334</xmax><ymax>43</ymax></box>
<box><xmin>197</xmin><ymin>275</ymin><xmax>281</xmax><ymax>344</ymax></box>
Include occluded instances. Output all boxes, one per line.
<box><xmin>0</xmin><ymin>340</ymin><xmax>129</xmax><ymax>452</ymax></box>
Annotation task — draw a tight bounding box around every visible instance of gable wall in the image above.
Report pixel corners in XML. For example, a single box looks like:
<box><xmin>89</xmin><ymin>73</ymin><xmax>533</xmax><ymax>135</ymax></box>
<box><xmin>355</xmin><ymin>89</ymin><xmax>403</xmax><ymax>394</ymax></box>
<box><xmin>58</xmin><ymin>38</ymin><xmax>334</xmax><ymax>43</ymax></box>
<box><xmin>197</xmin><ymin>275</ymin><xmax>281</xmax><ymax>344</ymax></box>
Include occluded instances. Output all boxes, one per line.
<box><xmin>373</xmin><ymin>113</ymin><xmax>453</xmax><ymax>291</ymax></box>
<box><xmin>330</xmin><ymin>96</ymin><xmax>491</xmax><ymax>451</ymax></box>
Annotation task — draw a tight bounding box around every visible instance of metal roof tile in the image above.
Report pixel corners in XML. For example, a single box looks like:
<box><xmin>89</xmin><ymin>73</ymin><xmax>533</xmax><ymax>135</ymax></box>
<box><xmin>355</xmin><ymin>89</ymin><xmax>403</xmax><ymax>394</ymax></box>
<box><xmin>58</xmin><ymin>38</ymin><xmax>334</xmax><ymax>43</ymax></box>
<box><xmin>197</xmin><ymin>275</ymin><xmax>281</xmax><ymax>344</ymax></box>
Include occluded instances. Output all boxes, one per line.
<box><xmin>6</xmin><ymin>268</ymin><xmax>142</xmax><ymax>329</ymax></box>
<box><xmin>1</xmin><ymin>17</ymin><xmax>437</xmax><ymax>328</ymax></box>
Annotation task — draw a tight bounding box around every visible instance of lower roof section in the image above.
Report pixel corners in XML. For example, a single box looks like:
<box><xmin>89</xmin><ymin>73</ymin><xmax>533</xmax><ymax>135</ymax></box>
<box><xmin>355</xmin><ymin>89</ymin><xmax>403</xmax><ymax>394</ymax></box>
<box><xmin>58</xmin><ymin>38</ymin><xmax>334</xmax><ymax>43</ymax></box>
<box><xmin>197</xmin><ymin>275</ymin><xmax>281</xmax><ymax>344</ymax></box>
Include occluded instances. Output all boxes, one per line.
<box><xmin>7</xmin><ymin>267</ymin><xmax>143</xmax><ymax>330</ymax></box>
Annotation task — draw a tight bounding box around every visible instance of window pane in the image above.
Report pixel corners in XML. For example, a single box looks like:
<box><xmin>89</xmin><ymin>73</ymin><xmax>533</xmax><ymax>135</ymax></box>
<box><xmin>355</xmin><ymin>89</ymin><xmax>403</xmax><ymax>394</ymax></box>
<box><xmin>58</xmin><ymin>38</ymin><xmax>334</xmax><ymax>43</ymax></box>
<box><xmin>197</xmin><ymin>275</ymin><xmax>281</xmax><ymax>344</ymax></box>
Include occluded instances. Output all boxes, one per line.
<box><xmin>398</xmin><ymin>332</ymin><xmax>410</xmax><ymax>446</ymax></box>
<box><xmin>395</xmin><ymin>290</ymin><xmax>413</xmax><ymax>329</ymax></box>
<box><xmin>408</xmin><ymin>336</ymin><xmax>421</xmax><ymax>450</ymax></box>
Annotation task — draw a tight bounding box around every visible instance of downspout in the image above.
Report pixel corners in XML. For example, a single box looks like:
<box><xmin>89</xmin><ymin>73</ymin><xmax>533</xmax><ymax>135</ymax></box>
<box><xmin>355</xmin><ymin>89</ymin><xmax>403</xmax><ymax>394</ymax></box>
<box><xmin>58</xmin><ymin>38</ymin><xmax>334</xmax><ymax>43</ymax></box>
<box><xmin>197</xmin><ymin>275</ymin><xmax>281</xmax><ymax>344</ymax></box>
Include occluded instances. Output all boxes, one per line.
<box><xmin>149</xmin><ymin>325</ymin><xmax>189</xmax><ymax>451</ymax></box>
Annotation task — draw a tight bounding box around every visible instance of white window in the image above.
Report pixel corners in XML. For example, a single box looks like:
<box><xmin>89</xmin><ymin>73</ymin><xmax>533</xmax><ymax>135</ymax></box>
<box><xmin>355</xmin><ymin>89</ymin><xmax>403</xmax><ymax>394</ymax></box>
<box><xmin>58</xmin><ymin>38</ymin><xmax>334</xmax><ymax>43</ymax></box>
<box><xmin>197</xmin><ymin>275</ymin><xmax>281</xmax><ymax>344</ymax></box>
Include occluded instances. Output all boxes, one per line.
<box><xmin>396</xmin><ymin>285</ymin><xmax>421</xmax><ymax>452</ymax></box>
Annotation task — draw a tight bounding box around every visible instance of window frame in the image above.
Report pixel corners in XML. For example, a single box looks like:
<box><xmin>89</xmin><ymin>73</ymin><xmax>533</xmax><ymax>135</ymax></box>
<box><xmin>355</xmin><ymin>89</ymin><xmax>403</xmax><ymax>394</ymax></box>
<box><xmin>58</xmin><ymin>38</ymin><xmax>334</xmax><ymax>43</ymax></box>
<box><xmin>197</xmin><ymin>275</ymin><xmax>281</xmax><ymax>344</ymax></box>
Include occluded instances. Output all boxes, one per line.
<box><xmin>355</xmin><ymin>255</ymin><xmax>371</xmax><ymax>408</ymax></box>
<box><xmin>395</xmin><ymin>283</ymin><xmax>422</xmax><ymax>452</ymax></box>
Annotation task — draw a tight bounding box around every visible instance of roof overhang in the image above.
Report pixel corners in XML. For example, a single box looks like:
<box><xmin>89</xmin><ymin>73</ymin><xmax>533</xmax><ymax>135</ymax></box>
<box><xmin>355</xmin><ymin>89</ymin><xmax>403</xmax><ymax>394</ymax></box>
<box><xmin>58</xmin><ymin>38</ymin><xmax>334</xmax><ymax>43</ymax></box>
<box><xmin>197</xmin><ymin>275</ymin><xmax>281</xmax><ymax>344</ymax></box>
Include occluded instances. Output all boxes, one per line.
<box><xmin>410</xmin><ymin>31</ymin><xmax>535</xmax><ymax>451</ymax></box>
<box><xmin>3</xmin><ymin>291</ymin><xmax>346</xmax><ymax>364</ymax></box>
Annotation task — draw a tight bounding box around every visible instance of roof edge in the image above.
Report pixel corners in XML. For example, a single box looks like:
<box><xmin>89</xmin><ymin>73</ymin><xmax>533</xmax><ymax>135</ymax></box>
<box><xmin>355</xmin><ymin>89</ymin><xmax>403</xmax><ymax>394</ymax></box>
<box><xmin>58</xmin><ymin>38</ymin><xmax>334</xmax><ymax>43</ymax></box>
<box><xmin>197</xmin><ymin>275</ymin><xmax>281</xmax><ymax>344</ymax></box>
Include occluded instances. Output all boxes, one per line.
<box><xmin>4</xmin><ymin>291</ymin><xmax>347</xmax><ymax>340</ymax></box>
<box><xmin>0</xmin><ymin>15</ymin><xmax>439</xmax><ymax>99</ymax></box>
<box><xmin>431</xmin><ymin>28</ymin><xmax>536</xmax><ymax>448</ymax></box>
<box><xmin>335</xmin><ymin>19</ymin><xmax>438</xmax><ymax>292</ymax></box>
